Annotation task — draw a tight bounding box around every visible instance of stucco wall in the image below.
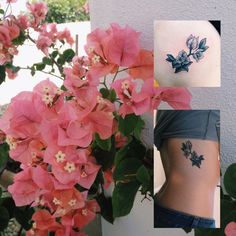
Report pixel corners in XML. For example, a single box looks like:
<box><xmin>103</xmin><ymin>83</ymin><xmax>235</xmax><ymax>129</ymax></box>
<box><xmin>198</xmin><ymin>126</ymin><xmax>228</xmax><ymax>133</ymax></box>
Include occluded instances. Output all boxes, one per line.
<box><xmin>89</xmin><ymin>0</ymin><xmax>236</xmax><ymax>235</ymax></box>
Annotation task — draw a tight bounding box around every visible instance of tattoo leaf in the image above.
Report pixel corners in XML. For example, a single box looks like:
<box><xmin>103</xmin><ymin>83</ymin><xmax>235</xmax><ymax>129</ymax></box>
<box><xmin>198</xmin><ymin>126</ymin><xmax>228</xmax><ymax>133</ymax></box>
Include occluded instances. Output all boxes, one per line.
<box><xmin>198</xmin><ymin>38</ymin><xmax>206</xmax><ymax>49</ymax></box>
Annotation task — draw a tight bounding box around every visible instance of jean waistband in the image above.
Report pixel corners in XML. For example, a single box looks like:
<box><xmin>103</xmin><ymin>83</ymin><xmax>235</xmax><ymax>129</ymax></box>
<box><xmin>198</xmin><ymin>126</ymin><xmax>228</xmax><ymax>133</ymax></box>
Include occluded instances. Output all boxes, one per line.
<box><xmin>154</xmin><ymin>201</ymin><xmax>215</xmax><ymax>222</ymax></box>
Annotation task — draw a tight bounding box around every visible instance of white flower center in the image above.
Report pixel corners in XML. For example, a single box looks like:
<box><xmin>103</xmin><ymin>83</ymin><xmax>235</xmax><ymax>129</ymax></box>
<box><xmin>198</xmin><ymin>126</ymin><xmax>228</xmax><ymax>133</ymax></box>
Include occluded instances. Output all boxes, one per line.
<box><xmin>121</xmin><ymin>80</ymin><xmax>130</xmax><ymax>90</ymax></box>
<box><xmin>68</xmin><ymin>199</ymin><xmax>77</xmax><ymax>206</ymax></box>
<box><xmin>53</xmin><ymin>197</ymin><xmax>61</xmax><ymax>205</ymax></box>
<box><xmin>64</xmin><ymin>162</ymin><xmax>76</xmax><ymax>173</ymax></box>
<box><xmin>6</xmin><ymin>135</ymin><xmax>17</xmax><ymax>150</ymax></box>
<box><xmin>92</xmin><ymin>55</ymin><xmax>100</xmax><ymax>64</ymax></box>
<box><xmin>82</xmin><ymin>208</ymin><xmax>88</xmax><ymax>216</ymax></box>
<box><xmin>55</xmin><ymin>150</ymin><xmax>66</xmax><ymax>163</ymax></box>
<box><xmin>42</xmin><ymin>94</ymin><xmax>53</xmax><ymax>105</ymax></box>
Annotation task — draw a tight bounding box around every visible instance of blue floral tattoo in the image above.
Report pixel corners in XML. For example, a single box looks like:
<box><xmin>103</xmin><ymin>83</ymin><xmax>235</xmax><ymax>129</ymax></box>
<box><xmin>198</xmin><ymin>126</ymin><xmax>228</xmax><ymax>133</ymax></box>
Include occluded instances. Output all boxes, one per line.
<box><xmin>181</xmin><ymin>140</ymin><xmax>205</xmax><ymax>168</ymax></box>
<box><xmin>166</xmin><ymin>35</ymin><xmax>209</xmax><ymax>73</ymax></box>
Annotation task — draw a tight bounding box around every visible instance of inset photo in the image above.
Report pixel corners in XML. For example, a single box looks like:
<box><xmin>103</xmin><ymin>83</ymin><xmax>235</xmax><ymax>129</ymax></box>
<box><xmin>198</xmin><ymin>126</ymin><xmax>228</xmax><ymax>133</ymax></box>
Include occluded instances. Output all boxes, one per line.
<box><xmin>154</xmin><ymin>21</ymin><xmax>221</xmax><ymax>87</ymax></box>
<box><xmin>153</xmin><ymin>110</ymin><xmax>220</xmax><ymax>228</ymax></box>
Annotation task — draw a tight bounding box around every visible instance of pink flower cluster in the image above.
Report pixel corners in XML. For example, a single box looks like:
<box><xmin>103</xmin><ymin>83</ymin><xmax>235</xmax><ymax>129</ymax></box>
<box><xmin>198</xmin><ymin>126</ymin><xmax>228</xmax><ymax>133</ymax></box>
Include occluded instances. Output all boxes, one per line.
<box><xmin>0</xmin><ymin>80</ymin><xmax>103</xmax><ymax>236</ymax></box>
<box><xmin>36</xmin><ymin>23</ymin><xmax>74</xmax><ymax>56</ymax></box>
<box><xmin>0</xmin><ymin>1</ymin><xmax>74</xmax><ymax>77</ymax></box>
<box><xmin>0</xmin><ymin>18</ymin><xmax>20</xmax><ymax>65</ymax></box>
<box><xmin>83</xmin><ymin>23</ymin><xmax>192</xmax><ymax>117</ymax></box>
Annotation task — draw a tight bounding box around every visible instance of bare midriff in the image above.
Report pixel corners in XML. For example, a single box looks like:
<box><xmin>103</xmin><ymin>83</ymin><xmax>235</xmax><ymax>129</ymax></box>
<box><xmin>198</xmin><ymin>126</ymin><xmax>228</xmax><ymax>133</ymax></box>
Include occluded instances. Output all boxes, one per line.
<box><xmin>155</xmin><ymin>138</ymin><xmax>220</xmax><ymax>218</ymax></box>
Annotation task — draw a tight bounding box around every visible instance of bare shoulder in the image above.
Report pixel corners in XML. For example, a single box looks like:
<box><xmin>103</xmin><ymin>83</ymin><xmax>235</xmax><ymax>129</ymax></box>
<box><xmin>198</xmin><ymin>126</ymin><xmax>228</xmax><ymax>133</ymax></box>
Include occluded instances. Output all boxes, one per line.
<box><xmin>154</xmin><ymin>21</ymin><xmax>220</xmax><ymax>87</ymax></box>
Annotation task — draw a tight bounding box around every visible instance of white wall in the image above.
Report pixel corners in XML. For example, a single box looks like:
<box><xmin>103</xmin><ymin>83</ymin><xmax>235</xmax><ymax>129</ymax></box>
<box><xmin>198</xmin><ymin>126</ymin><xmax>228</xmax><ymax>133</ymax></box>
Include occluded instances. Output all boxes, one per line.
<box><xmin>89</xmin><ymin>0</ymin><xmax>236</xmax><ymax>235</ymax></box>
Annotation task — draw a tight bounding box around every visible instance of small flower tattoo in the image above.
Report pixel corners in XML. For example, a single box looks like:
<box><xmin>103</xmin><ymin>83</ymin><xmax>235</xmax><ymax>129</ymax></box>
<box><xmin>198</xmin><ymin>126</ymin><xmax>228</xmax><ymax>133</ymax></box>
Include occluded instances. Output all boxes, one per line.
<box><xmin>166</xmin><ymin>34</ymin><xmax>209</xmax><ymax>73</ymax></box>
<box><xmin>181</xmin><ymin>140</ymin><xmax>205</xmax><ymax>168</ymax></box>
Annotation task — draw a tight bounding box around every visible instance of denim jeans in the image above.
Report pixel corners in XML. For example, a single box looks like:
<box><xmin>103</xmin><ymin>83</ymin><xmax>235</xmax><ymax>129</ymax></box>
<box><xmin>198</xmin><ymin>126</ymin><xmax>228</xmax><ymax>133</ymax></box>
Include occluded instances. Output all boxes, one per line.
<box><xmin>154</xmin><ymin>201</ymin><xmax>216</xmax><ymax>228</ymax></box>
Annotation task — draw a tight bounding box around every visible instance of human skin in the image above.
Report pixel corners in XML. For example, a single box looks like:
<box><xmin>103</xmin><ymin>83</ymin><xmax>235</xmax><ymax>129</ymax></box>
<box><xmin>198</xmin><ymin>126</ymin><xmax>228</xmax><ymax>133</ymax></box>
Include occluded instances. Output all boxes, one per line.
<box><xmin>154</xmin><ymin>21</ymin><xmax>221</xmax><ymax>87</ymax></box>
<box><xmin>155</xmin><ymin>138</ymin><xmax>220</xmax><ymax>218</ymax></box>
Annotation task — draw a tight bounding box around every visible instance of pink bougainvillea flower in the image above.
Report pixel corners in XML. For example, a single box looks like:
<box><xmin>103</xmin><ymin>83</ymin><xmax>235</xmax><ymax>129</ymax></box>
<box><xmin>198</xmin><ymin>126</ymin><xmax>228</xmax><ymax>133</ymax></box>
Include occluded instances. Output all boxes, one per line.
<box><xmin>57</xmin><ymin>28</ymin><xmax>75</xmax><ymax>46</ymax></box>
<box><xmin>26</xmin><ymin>209</ymin><xmax>61</xmax><ymax>236</ymax></box>
<box><xmin>9</xmin><ymin>138</ymin><xmax>45</xmax><ymax>164</ymax></box>
<box><xmin>76</xmin><ymin>155</ymin><xmax>101</xmax><ymax>189</ymax></box>
<box><xmin>33</xmin><ymin>79</ymin><xmax>64</xmax><ymax>120</ymax></box>
<box><xmin>112</xmin><ymin>77</ymin><xmax>150</xmax><ymax>117</ymax></box>
<box><xmin>84</xmin><ymin>27</ymin><xmax>118</xmax><ymax>79</ymax></box>
<box><xmin>225</xmin><ymin>222</ymin><xmax>236</xmax><ymax>236</ymax></box>
<box><xmin>8</xmin><ymin>167</ymin><xmax>41</xmax><ymax>206</ymax></box>
<box><xmin>44</xmin><ymin>144</ymin><xmax>100</xmax><ymax>189</ymax></box>
<box><xmin>0</xmin><ymin>25</ymin><xmax>11</xmax><ymax>47</ymax></box>
<box><xmin>8</xmin><ymin>166</ymin><xmax>54</xmax><ymax>206</ymax></box>
<box><xmin>74</xmin><ymin>200</ymin><xmax>100</xmax><ymax>229</ymax></box>
<box><xmin>16</xmin><ymin>15</ymin><xmax>30</xmax><ymax>30</ymax></box>
<box><xmin>141</xmin><ymin>78</ymin><xmax>192</xmax><ymax>110</ymax></box>
<box><xmin>26</xmin><ymin>1</ymin><xmax>48</xmax><ymax>28</ymax></box>
<box><xmin>36</xmin><ymin>35</ymin><xmax>52</xmax><ymax>56</ymax></box>
<box><xmin>128</xmin><ymin>49</ymin><xmax>154</xmax><ymax>80</ymax></box>
<box><xmin>103</xmin><ymin>23</ymin><xmax>141</xmax><ymax>66</ymax></box>
<box><xmin>0</xmin><ymin>91</ymin><xmax>41</xmax><ymax>138</ymax></box>
<box><xmin>3</xmin><ymin>20</ymin><xmax>20</xmax><ymax>40</ymax></box>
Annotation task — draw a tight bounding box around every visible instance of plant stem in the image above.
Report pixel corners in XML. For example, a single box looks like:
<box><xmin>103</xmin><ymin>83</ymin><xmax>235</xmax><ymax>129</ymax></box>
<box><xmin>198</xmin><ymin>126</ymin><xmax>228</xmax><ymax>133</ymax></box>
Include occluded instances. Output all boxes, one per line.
<box><xmin>112</xmin><ymin>68</ymin><xmax>119</xmax><ymax>83</ymax></box>
<box><xmin>3</xmin><ymin>3</ymin><xmax>10</xmax><ymax>18</ymax></box>
<box><xmin>19</xmin><ymin>67</ymin><xmax>63</xmax><ymax>80</ymax></box>
<box><xmin>26</xmin><ymin>34</ymin><xmax>64</xmax><ymax>76</ymax></box>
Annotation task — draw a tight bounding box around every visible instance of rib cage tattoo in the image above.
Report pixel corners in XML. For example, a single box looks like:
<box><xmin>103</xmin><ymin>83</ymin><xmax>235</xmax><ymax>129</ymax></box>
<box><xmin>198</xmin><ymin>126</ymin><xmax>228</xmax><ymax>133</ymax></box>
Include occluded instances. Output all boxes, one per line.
<box><xmin>181</xmin><ymin>140</ymin><xmax>205</xmax><ymax>168</ymax></box>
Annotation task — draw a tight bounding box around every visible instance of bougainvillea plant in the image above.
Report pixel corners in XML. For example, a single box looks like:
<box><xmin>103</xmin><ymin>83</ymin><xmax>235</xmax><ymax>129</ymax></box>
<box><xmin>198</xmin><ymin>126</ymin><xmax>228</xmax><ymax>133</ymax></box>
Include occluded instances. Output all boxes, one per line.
<box><xmin>0</xmin><ymin>1</ymin><xmax>192</xmax><ymax>235</ymax></box>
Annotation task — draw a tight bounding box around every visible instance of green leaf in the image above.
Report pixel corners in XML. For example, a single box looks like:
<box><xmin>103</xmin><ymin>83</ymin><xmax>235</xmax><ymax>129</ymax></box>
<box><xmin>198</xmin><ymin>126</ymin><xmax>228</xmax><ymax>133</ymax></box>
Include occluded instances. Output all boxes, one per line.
<box><xmin>113</xmin><ymin>158</ymin><xmax>142</xmax><ymax>181</ymax></box>
<box><xmin>108</xmin><ymin>89</ymin><xmax>117</xmax><ymax>102</ymax></box>
<box><xmin>51</xmin><ymin>51</ymin><xmax>59</xmax><ymax>58</ymax></box>
<box><xmin>0</xmin><ymin>206</ymin><xmax>10</xmax><ymax>231</ymax></box>
<box><xmin>96</xmin><ymin>193</ymin><xmax>114</xmax><ymax>224</ymax></box>
<box><xmin>134</xmin><ymin>118</ymin><xmax>145</xmax><ymax>140</ymax></box>
<box><xmin>118</xmin><ymin>114</ymin><xmax>145</xmax><ymax>138</ymax></box>
<box><xmin>0</xmin><ymin>143</ymin><xmax>9</xmax><ymax>168</ymax></box>
<box><xmin>12</xmin><ymin>30</ymin><xmax>26</xmax><ymax>46</ymax></box>
<box><xmin>0</xmin><ymin>66</ymin><xmax>6</xmax><ymax>85</ymax></box>
<box><xmin>61</xmin><ymin>85</ymin><xmax>67</xmax><ymax>91</ymax></box>
<box><xmin>100</xmin><ymin>88</ymin><xmax>109</xmax><ymax>98</ymax></box>
<box><xmin>62</xmin><ymin>49</ymin><xmax>75</xmax><ymax>62</ymax></box>
<box><xmin>15</xmin><ymin>207</ymin><xmax>34</xmax><ymax>230</ymax></box>
<box><xmin>1</xmin><ymin>197</ymin><xmax>16</xmax><ymax>219</ymax></box>
<box><xmin>92</xmin><ymin>136</ymin><xmax>116</xmax><ymax>171</ymax></box>
<box><xmin>0</xmin><ymin>9</ymin><xmax>5</xmax><ymax>15</ymax></box>
<box><xmin>112</xmin><ymin>181</ymin><xmax>140</xmax><ymax>217</ymax></box>
<box><xmin>118</xmin><ymin>114</ymin><xmax>140</xmax><ymax>136</ymax></box>
<box><xmin>35</xmin><ymin>63</ymin><xmax>46</xmax><ymax>71</ymax></box>
<box><xmin>136</xmin><ymin>165</ymin><xmax>150</xmax><ymax>185</ymax></box>
<box><xmin>95</xmin><ymin>133</ymin><xmax>111</xmax><ymax>151</ymax></box>
<box><xmin>114</xmin><ymin>137</ymin><xmax>146</xmax><ymax>166</ymax></box>
<box><xmin>224</xmin><ymin>163</ymin><xmax>236</xmax><ymax>198</ymax></box>
<box><xmin>43</xmin><ymin>57</ymin><xmax>53</xmax><ymax>65</ymax></box>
